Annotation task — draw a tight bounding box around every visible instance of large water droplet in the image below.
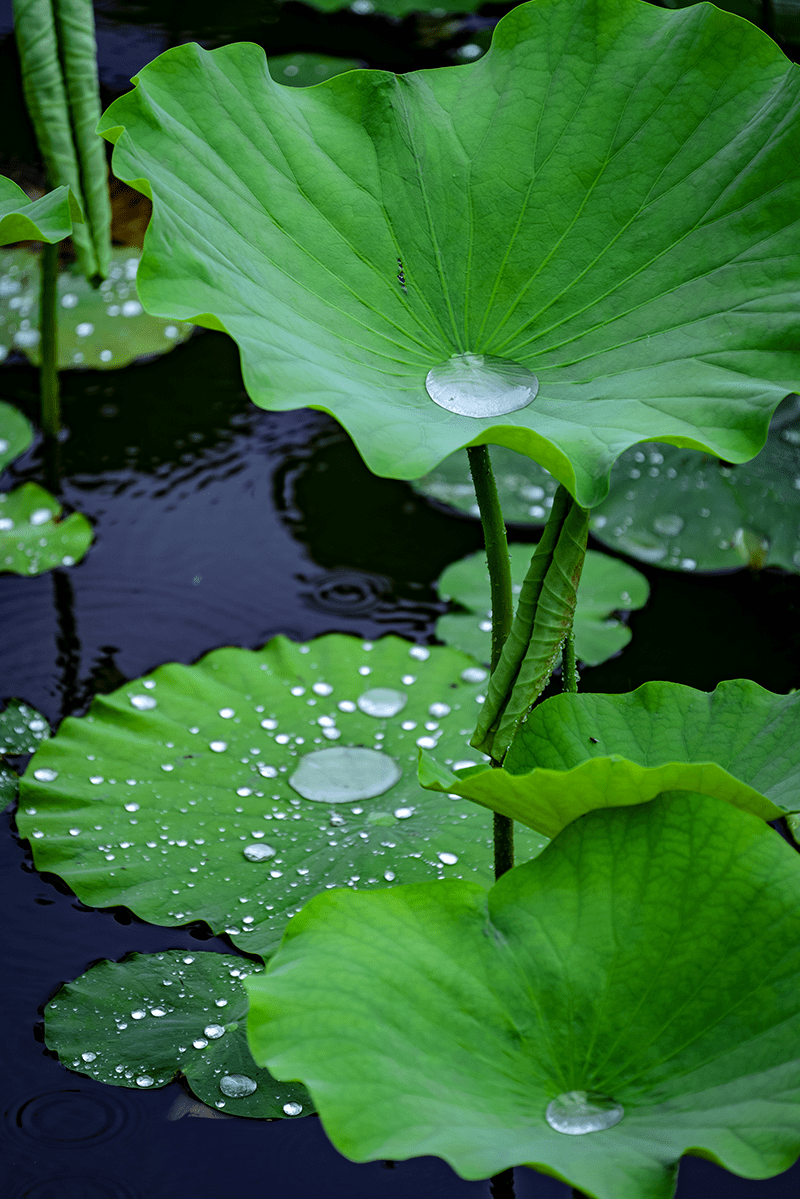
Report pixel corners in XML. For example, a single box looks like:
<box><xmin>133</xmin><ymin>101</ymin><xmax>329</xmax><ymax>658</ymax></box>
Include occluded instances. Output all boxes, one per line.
<box><xmin>288</xmin><ymin>746</ymin><xmax>401</xmax><ymax>803</ymax></box>
<box><xmin>283</xmin><ymin>1101</ymin><xmax>303</xmax><ymax>1116</ymax></box>
<box><xmin>130</xmin><ymin>694</ymin><xmax>157</xmax><ymax>711</ymax></box>
<box><xmin>426</xmin><ymin>353</ymin><xmax>538</xmax><ymax>418</ymax></box>
<box><xmin>204</xmin><ymin>1024</ymin><xmax>226</xmax><ymax>1039</ymax></box>
<box><xmin>219</xmin><ymin>1074</ymin><xmax>257</xmax><ymax>1098</ymax></box>
<box><xmin>652</xmin><ymin>514</ymin><xmax>684</xmax><ymax>537</ymax></box>
<box><xmin>33</xmin><ymin>768</ymin><xmax>58</xmax><ymax>782</ymax></box>
<box><xmin>357</xmin><ymin>688</ymin><xmax>407</xmax><ymax>718</ymax></box>
<box><xmin>545</xmin><ymin>1091</ymin><xmax>624</xmax><ymax>1135</ymax></box>
<box><xmin>243</xmin><ymin>843</ymin><xmax>277</xmax><ymax>862</ymax></box>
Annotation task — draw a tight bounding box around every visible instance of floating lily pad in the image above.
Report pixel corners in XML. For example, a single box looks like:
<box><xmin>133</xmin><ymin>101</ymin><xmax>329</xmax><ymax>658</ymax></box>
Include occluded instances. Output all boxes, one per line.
<box><xmin>0</xmin><ymin>400</ymin><xmax>34</xmax><ymax>472</ymax></box>
<box><xmin>1</xmin><ymin>766</ymin><xmax>19</xmax><ymax>806</ymax></box>
<box><xmin>421</xmin><ymin>679</ymin><xmax>797</xmax><ymax>838</ymax></box>
<box><xmin>247</xmin><ymin>793</ymin><xmax>800</xmax><ymax>1199</ymax></box>
<box><xmin>0</xmin><ymin>481</ymin><xmax>93</xmax><ymax>575</ymax></box>
<box><xmin>267</xmin><ymin>53</ymin><xmax>363</xmax><ymax>87</ymax></box>
<box><xmin>0</xmin><ymin>247</ymin><xmax>193</xmax><ymax>368</ymax></box>
<box><xmin>17</xmin><ymin>634</ymin><xmax>547</xmax><ymax>956</ymax></box>
<box><xmin>0</xmin><ymin>177</ymin><xmax>82</xmax><ymax>246</ymax></box>
<box><xmin>98</xmin><ymin>0</ymin><xmax>800</xmax><ymax>503</ymax></box>
<box><xmin>45</xmin><ymin>949</ymin><xmax>311</xmax><ymax>1118</ymax></box>
<box><xmin>0</xmin><ymin>700</ymin><xmax>50</xmax><ymax>754</ymax></box>
<box><xmin>437</xmin><ymin>546</ymin><xmax>648</xmax><ymax>667</ymax></box>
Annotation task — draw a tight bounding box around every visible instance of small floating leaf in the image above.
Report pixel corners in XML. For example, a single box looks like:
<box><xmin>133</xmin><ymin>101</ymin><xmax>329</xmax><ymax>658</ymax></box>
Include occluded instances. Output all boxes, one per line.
<box><xmin>0</xmin><ymin>481</ymin><xmax>93</xmax><ymax>575</ymax></box>
<box><xmin>247</xmin><ymin>794</ymin><xmax>800</xmax><ymax>1199</ymax></box>
<box><xmin>437</xmin><ymin>545</ymin><xmax>648</xmax><ymax>667</ymax></box>
<box><xmin>0</xmin><ymin>400</ymin><xmax>34</xmax><ymax>472</ymax></box>
<box><xmin>17</xmin><ymin>634</ymin><xmax>546</xmax><ymax>956</ymax></box>
<box><xmin>45</xmin><ymin>949</ymin><xmax>311</xmax><ymax>1118</ymax></box>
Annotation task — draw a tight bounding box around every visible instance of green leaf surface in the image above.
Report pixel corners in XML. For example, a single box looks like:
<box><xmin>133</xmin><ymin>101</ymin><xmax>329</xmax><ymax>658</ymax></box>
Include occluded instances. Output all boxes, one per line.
<box><xmin>45</xmin><ymin>949</ymin><xmax>311</xmax><ymax>1118</ymax></box>
<box><xmin>0</xmin><ymin>481</ymin><xmax>93</xmax><ymax>575</ymax></box>
<box><xmin>415</xmin><ymin>444</ymin><xmax>559</xmax><ymax>525</ymax></box>
<box><xmin>17</xmin><ymin>634</ymin><xmax>547</xmax><ymax>957</ymax></box>
<box><xmin>0</xmin><ymin>400</ymin><xmax>34</xmax><ymax>471</ymax></box>
<box><xmin>267</xmin><ymin>53</ymin><xmax>363</xmax><ymax>87</ymax></box>
<box><xmin>438</xmin><ymin>545</ymin><xmax>648</xmax><ymax>668</ymax></box>
<box><xmin>0</xmin><ymin>765</ymin><xmax>19</xmax><ymax>807</ymax></box>
<box><xmin>421</xmin><ymin>679</ymin><xmax>796</xmax><ymax>837</ymax></box>
<box><xmin>98</xmin><ymin>0</ymin><xmax>800</xmax><ymax>502</ymax></box>
<box><xmin>0</xmin><ymin>247</ymin><xmax>193</xmax><ymax>368</ymax></box>
<box><xmin>0</xmin><ymin>699</ymin><xmax>50</xmax><ymax>754</ymax></box>
<box><xmin>247</xmin><ymin>793</ymin><xmax>800</xmax><ymax>1199</ymax></box>
<box><xmin>0</xmin><ymin>177</ymin><xmax>82</xmax><ymax>245</ymax></box>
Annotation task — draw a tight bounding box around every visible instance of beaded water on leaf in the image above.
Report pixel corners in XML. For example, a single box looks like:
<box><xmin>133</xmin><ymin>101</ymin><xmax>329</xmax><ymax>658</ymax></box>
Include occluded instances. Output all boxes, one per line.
<box><xmin>426</xmin><ymin>353</ymin><xmax>538</xmax><ymax>418</ymax></box>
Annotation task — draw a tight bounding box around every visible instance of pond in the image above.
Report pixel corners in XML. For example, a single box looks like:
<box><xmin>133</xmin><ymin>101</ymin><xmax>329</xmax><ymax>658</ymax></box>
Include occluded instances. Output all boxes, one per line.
<box><xmin>2</xmin><ymin>2</ymin><xmax>800</xmax><ymax>1198</ymax></box>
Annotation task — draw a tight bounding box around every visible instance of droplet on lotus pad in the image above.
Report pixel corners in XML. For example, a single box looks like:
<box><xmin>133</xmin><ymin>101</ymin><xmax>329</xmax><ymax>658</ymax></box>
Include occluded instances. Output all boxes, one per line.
<box><xmin>545</xmin><ymin>1090</ymin><xmax>624</xmax><ymax>1135</ymax></box>
<box><xmin>243</xmin><ymin>843</ymin><xmax>277</xmax><ymax>862</ymax></box>
<box><xmin>425</xmin><ymin>353</ymin><xmax>538</xmax><ymax>418</ymax></box>
<box><xmin>288</xmin><ymin>746</ymin><xmax>402</xmax><ymax>803</ymax></box>
<box><xmin>356</xmin><ymin>688</ymin><xmax>407</xmax><ymax>718</ymax></box>
<box><xmin>219</xmin><ymin>1074</ymin><xmax>257</xmax><ymax>1098</ymax></box>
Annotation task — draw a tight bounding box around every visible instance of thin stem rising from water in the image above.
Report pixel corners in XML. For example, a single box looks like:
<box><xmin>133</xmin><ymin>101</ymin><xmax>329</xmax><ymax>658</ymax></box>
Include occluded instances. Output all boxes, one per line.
<box><xmin>40</xmin><ymin>240</ymin><xmax>60</xmax><ymax>440</ymax></box>
<box><xmin>466</xmin><ymin>444</ymin><xmax>514</xmax><ymax>879</ymax></box>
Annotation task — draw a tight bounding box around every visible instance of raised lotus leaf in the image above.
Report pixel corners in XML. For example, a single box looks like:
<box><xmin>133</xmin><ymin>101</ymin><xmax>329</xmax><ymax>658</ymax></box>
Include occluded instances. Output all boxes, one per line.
<box><xmin>420</xmin><ymin>679</ymin><xmax>797</xmax><ymax>837</ymax></box>
<box><xmin>437</xmin><ymin>545</ymin><xmax>648</xmax><ymax>667</ymax></box>
<box><xmin>0</xmin><ymin>176</ymin><xmax>82</xmax><ymax>246</ymax></box>
<box><xmin>97</xmin><ymin>0</ymin><xmax>800</xmax><ymax>504</ymax></box>
<box><xmin>0</xmin><ymin>481</ymin><xmax>94</xmax><ymax>575</ymax></box>
<box><xmin>0</xmin><ymin>247</ymin><xmax>193</xmax><ymax>369</ymax></box>
<box><xmin>17</xmin><ymin>634</ymin><xmax>547</xmax><ymax>957</ymax></box>
<box><xmin>247</xmin><ymin>793</ymin><xmax>800</xmax><ymax>1199</ymax></box>
<box><xmin>44</xmin><ymin>949</ymin><xmax>311</xmax><ymax>1118</ymax></box>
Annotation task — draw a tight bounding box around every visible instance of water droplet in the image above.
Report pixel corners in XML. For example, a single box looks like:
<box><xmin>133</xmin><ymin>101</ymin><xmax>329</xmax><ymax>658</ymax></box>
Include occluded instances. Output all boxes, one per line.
<box><xmin>81</xmin><ymin>1051</ymin><xmax>97</xmax><ymax>1062</ymax></box>
<box><xmin>652</xmin><ymin>514</ymin><xmax>684</xmax><ymax>537</ymax></box>
<box><xmin>125</xmin><ymin>802</ymin><xmax>140</xmax><ymax>812</ymax></box>
<box><xmin>150</xmin><ymin>1007</ymin><xmax>167</xmax><ymax>1018</ymax></box>
<box><xmin>545</xmin><ymin>1091</ymin><xmax>624</xmax><ymax>1135</ymax></box>
<box><xmin>283</xmin><ymin>1101</ymin><xmax>303</xmax><ymax>1116</ymax></box>
<box><xmin>136</xmin><ymin>1076</ymin><xmax>154</xmax><ymax>1088</ymax></box>
<box><xmin>288</xmin><ymin>747</ymin><xmax>402</xmax><ymax>803</ymax></box>
<box><xmin>312</xmin><ymin>682</ymin><xmax>333</xmax><ymax>696</ymax></box>
<box><xmin>130</xmin><ymin>694</ymin><xmax>157</xmax><ymax>711</ymax></box>
<box><xmin>76</xmin><ymin>322</ymin><xmax>94</xmax><ymax>337</ymax></box>
<box><xmin>192</xmin><ymin>1038</ymin><xmax>208</xmax><ymax>1049</ymax></box>
<box><xmin>204</xmin><ymin>1024</ymin><xmax>226</xmax><ymax>1039</ymax></box>
<box><xmin>243</xmin><ymin>843</ymin><xmax>277</xmax><ymax>862</ymax></box>
<box><xmin>426</xmin><ymin>353</ymin><xmax>538</xmax><ymax>418</ymax></box>
<box><xmin>394</xmin><ymin>807</ymin><xmax>414</xmax><ymax>819</ymax></box>
<box><xmin>33</xmin><ymin>768</ymin><xmax>58</xmax><ymax>782</ymax></box>
<box><xmin>437</xmin><ymin>852</ymin><xmax>458</xmax><ymax>865</ymax></box>
<box><xmin>219</xmin><ymin>708</ymin><xmax>235</xmax><ymax>719</ymax></box>
<box><xmin>29</xmin><ymin>507</ymin><xmax>54</xmax><ymax>526</ymax></box>
<box><xmin>408</xmin><ymin>646</ymin><xmax>430</xmax><ymax>661</ymax></box>
<box><xmin>131</xmin><ymin>1010</ymin><xmax>146</xmax><ymax>1020</ymax></box>
<box><xmin>219</xmin><ymin>1074</ymin><xmax>257</xmax><ymax>1098</ymax></box>
<box><xmin>61</xmin><ymin>293</ymin><xmax>78</xmax><ymax>308</ymax></box>
<box><xmin>428</xmin><ymin>702</ymin><xmax>451</xmax><ymax>718</ymax></box>
<box><xmin>209</xmin><ymin>741</ymin><xmax>228</xmax><ymax>753</ymax></box>
<box><xmin>357</xmin><ymin>688</ymin><xmax>407</xmax><ymax>718</ymax></box>
<box><xmin>460</xmin><ymin>667</ymin><xmax>487</xmax><ymax>684</ymax></box>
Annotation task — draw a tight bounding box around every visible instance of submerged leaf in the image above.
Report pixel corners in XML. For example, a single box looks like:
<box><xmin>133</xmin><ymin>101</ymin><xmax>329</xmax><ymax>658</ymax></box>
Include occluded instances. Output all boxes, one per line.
<box><xmin>247</xmin><ymin>794</ymin><xmax>800</xmax><ymax>1199</ymax></box>
<box><xmin>17</xmin><ymin>634</ymin><xmax>546</xmax><ymax>956</ymax></box>
<box><xmin>421</xmin><ymin>679</ymin><xmax>797</xmax><ymax>837</ymax></box>
<box><xmin>0</xmin><ymin>481</ymin><xmax>93</xmax><ymax>575</ymax></box>
<box><xmin>437</xmin><ymin>545</ymin><xmax>648</xmax><ymax>667</ymax></box>
<box><xmin>98</xmin><ymin>0</ymin><xmax>800</xmax><ymax>501</ymax></box>
<box><xmin>45</xmin><ymin>949</ymin><xmax>311</xmax><ymax>1118</ymax></box>
<box><xmin>0</xmin><ymin>176</ymin><xmax>82</xmax><ymax>246</ymax></box>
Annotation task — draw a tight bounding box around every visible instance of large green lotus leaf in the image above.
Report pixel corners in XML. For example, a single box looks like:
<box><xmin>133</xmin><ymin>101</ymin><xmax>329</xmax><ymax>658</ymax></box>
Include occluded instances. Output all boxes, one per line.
<box><xmin>45</xmin><ymin>949</ymin><xmax>312</xmax><ymax>1118</ymax></box>
<box><xmin>420</xmin><ymin>678</ymin><xmax>796</xmax><ymax>837</ymax></box>
<box><xmin>247</xmin><ymin>793</ymin><xmax>800</xmax><ymax>1198</ymax></box>
<box><xmin>0</xmin><ymin>177</ymin><xmax>82</xmax><ymax>245</ymax></box>
<box><xmin>17</xmin><ymin>634</ymin><xmax>547</xmax><ymax>957</ymax></box>
<box><xmin>0</xmin><ymin>399</ymin><xmax>34</xmax><ymax>471</ymax></box>
<box><xmin>437</xmin><ymin>545</ymin><xmax>648</xmax><ymax>667</ymax></box>
<box><xmin>97</xmin><ymin>0</ymin><xmax>800</xmax><ymax>504</ymax></box>
<box><xmin>0</xmin><ymin>247</ymin><xmax>192</xmax><ymax>368</ymax></box>
<box><xmin>0</xmin><ymin>699</ymin><xmax>50</xmax><ymax>754</ymax></box>
<box><xmin>0</xmin><ymin>481</ymin><xmax>94</xmax><ymax>575</ymax></box>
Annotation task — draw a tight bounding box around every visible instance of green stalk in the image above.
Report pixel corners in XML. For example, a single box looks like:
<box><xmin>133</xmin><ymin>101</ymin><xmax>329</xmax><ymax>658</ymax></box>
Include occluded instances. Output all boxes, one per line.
<box><xmin>466</xmin><ymin>444</ymin><xmax>514</xmax><ymax>879</ymax></box>
<box><xmin>40</xmin><ymin>239</ymin><xmax>60</xmax><ymax>441</ymax></box>
<box><xmin>562</xmin><ymin>628</ymin><xmax>578</xmax><ymax>693</ymax></box>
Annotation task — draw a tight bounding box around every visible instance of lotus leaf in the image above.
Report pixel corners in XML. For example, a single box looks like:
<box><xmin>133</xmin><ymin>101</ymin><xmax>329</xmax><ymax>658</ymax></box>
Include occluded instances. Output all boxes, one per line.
<box><xmin>0</xmin><ymin>176</ymin><xmax>82</xmax><ymax>246</ymax></box>
<box><xmin>0</xmin><ymin>481</ymin><xmax>93</xmax><ymax>575</ymax></box>
<box><xmin>44</xmin><ymin>949</ymin><xmax>311</xmax><ymax>1118</ymax></box>
<box><xmin>437</xmin><ymin>545</ymin><xmax>648</xmax><ymax>667</ymax></box>
<box><xmin>17</xmin><ymin>634</ymin><xmax>547</xmax><ymax>956</ymax></box>
<box><xmin>0</xmin><ymin>699</ymin><xmax>50</xmax><ymax>754</ymax></box>
<box><xmin>247</xmin><ymin>793</ymin><xmax>800</xmax><ymax>1199</ymax></box>
<box><xmin>0</xmin><ymin>400</ymin><xmax>34</xmax><ymax>471</ymax></box>
<box><xmin>267</xmin><ymin>53</ymin><xmax>363</xmax><ymax>87</ymax></box>
<box><xmin>420</xmin><ymin>678</ymin><xmax>799</xmax><ymax>837</ymax></box>
<box><xmin>98</xmin><ymin>0</ymin><xmax>800</xmax><ymax>503</ymax></box>
<box><xmin>0</xmin><ymin>247</ymin><xmax>193</xmax><ymax>368</ymax></box>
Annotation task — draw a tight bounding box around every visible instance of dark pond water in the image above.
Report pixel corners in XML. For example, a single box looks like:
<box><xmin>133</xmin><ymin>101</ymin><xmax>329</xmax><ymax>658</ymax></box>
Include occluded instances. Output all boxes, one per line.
<box><xmin>2</xmin><ymin>2</ymin><xmax>800</xmax><ymax>1196</ymax></box>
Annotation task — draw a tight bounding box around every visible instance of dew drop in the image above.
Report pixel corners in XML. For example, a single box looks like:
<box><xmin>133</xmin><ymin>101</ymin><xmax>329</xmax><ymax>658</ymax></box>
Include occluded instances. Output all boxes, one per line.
<box><xmin>130</xmin><ymin>694</ymin><xmax>157</xmax><ymax>711</ymax></box>
<box><xmin>460</xmin><ymin>666</ymin><xmax>487</xmax><ymax>684</ymax></box>
<box><xmin>33</xmin><ymin>768</ymin><xmax>58</xmax><ymax>782</ymax></box>
<box><xmin>652</xmin><ymin>514</ymin><xmax>684</xmax><ymax>537</ymax></box>
<box><xmin>312</xmin><ymin>682</ymin><xmax>333</xmax><ymax>696</ymax></box>
<box><xmin>150</xmin><ymin>1007</ymin><xmax>166</xmax><ymax>1018</ymax></box>
<box><xmin>219</xmin><ymin>1074</ymin><xmax>257</xmax><ymax>1098</ymax></box>
<box><xmin>288</xmin><ymin>746</ymin><xmax>402</xmax><ymax>803</ymax></box>
<box><xmin>29</xmin><ymin>507</ymin><xmax>54</xmax><ymax>526</ymax></box>
<box><xmin>437</xmin><ymin>852</ymin><xmax>458</xmax><ymax>865</ymax></box>
<box><xmin>426</xmin><ymin>353</ymin><xmax>538</xmax><ymax>418</ymax></box>
<box><xmin>545</xmin><ymin>1091</ymin><xmax>624</xmax><ymax>1135</ymax></box>
<box><xmin>204</xmin><ymin>1024</ymin><xmax>226</xmax><ymax>1039</ymax></box>
<box><xmin>219</xmin><ymin>708</ymin><xmax>235</xmax><ymax>719</ymax></box>
<box><xmin>357</xmin><ymin>688</ymin><xmax>407</xmax><ymax>718</ymax></box>
<box><xmin>192</xmin><ymin>1038</ymin><xmax>208</xmax><ymax>1050</ymax></box>
<box><xmin>209</xmin><ymin>741</ymin><xmax>228</xmax><ymax>753</ymax></box>
<box><xmin>81</xmin><ymin>1051</ymin><xmax>97</xmax><ymax>1062</ymax></box>
<box><xmin>428</xmin><ymin>702</ymin><xmax>451</xmax><ymax>718</ymax></box>
<box><xmin>136</xmin><ymin>1076</ymin><xmax>154</xmax><ymax>1088</ymax></box>
<box><xmin>283</xmin><ymin>1101</ymin><xmax>303</xmax><ymax>1116</ymax></box>
<box><xmin>131</xmin><ymin>1010</ymin><xmax>146</xmax><ymax>1020</ymax></box>
<box><xmin>394</xmin><ymin>807</ymin><xmax>414</xmax><ymax>819</ymax></box>
<box><xmin>243</xmin><ymin>843</ymin><xmax>277</xmax><ymax>862</ymax></box>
